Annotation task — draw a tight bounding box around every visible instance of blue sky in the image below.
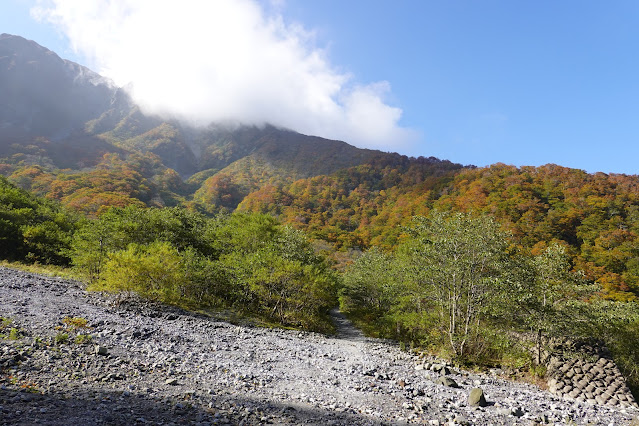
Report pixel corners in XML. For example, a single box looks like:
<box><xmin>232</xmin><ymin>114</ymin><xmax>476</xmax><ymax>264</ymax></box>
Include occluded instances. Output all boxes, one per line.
<box><xmin>2</xmin><ymin>0</ymin><xmax>639</xmax><ymax>175</ymax></box>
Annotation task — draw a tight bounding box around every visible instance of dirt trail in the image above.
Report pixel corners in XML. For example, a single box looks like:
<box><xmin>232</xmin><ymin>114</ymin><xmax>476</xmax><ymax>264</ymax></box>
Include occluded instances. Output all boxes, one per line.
<box><xmin>329</xmin><ymin>307</ymin><xmax>366</xmax><ymax>341</ymax></box>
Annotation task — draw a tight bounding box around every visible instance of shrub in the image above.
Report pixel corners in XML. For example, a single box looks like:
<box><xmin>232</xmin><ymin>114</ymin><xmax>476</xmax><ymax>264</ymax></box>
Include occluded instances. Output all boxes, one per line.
<box><xmin>74</xmin><ymin>334</ymin><xmax>93</xmax><ymax>344</ymax></box>
<box><xmin>55</xmin><ymin>333</ymin><xmax>69</xmax><ymax>344</ymax></box>
<box><xmin>94</xmin><ymin>241</ymin><xmax>184</xmax><ymax>302</ymax></box>
<box><xmin>8</xmin><ymin>328</ymin><xmax>20</xmax><ymax>340</ymax></box>
<box><xmin>92</xmin><ymin>241</ymin><xmax>226</xmax><ymax>309</ymax></box>
<box><xmin>71</xmin><ymin>206</ymin><xmax>212</xmax><ymax>280</ymax></box>
<box><xmin>62</xmin><ymin>316</ymin><xmax>90</xmax><ymax>331</ymax></box>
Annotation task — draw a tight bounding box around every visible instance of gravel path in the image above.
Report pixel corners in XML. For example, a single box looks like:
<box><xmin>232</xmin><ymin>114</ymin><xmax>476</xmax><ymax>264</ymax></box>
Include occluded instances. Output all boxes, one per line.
<box><xmin>1</xmin><ymin>266</ymin><xmax>638</xmax><ymax>425</ymax></box>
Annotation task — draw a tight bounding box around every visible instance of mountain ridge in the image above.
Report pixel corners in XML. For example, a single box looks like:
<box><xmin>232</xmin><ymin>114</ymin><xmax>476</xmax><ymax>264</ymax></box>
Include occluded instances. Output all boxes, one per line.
<box><xmin>0</xmin><ymin>33</ymin><xmax>459</xmax><ymax>213</ymax></box>
<box><xmin>0</xmin><ymin>34</ymin><xmax>396</xmax><ymax>177</ymax></box>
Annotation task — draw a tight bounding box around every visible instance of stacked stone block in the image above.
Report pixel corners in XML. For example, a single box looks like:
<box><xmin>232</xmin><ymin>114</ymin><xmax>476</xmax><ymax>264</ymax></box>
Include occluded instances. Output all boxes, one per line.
<box><xmin>547</xmin><ymin>352</ymin><xmax>637</xmax><ymax>408</ymax></box>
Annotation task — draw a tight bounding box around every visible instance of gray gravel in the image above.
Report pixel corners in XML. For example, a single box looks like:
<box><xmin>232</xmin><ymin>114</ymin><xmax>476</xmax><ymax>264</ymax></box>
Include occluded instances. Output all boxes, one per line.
<box><xmin>1</xmin><ymin>266</ymin><xmax>638</xmax><ymax>425</ymax></box>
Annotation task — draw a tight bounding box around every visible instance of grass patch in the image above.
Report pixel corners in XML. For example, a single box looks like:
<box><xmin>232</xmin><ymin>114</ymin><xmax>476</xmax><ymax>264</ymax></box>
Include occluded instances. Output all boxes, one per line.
<box><xmin>61</xmin><ymin>316</ymin><xmax>90</xmax><ymax>331</ymax></box>
<box><xmin>54</xmin><ymin>333</ymin><xmax>69</xmax><ymax>345</ymax></box>
<box><xmin>54</xmin><ymin>316</ymin><xmax>93</xmax><ymax>345</ymax></box>
<box><xmin>0</xmin><ymin>260</ymin><xmax>85</xmax><ymax>282</ymax></box>
<box><xmin>0</xmin><ymin>318</ymin><xmax>22</xmax><ymax>340</ymax></box>
<box><xmin>7</xmin><ymin>328</ymin><xmax>20</xmax><ymax>340</ymax></box>
<box><xmin>74</xmin><ymin>334</ymin><xmax>93</xmax><ymax>344</ymax></box>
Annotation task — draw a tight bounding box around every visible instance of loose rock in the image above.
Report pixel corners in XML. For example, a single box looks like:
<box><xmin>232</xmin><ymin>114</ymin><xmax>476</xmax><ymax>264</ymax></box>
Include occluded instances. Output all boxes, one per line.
<box><xmin>435</xmin><ymin>377</ymin><xmax>460</xmax><ymax>388</ymax></box>
<box><xmin>468</xmin><ymin>387</ymin><xmax>487</xmax><ymax>407</ymax></box>
<box><xmin>94</xmin><ymin>345</ymin><xmax>108</xmax><ymax>356</ymax></box>
<box><xmin>0</xmin><ymin>266</ymin><xmax>637</xmax><ymax>425</ymax></box>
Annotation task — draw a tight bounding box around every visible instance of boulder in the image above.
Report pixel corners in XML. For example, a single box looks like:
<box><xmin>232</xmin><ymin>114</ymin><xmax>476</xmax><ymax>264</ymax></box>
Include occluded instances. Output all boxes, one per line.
<box><xmin>435</xmin><ymin>377</ymin><xmax>459</xmax><ymax>388</ymax></box>
<box><xmin>468</xmin><ymin>387</ymin><xmax>487</xmax><ymax>407</ymax></box>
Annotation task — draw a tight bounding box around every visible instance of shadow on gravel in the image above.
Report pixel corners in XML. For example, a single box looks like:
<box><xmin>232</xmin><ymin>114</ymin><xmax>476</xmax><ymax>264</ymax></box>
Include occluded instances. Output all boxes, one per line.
<box><xmin>0</xmin><ymin>386</ymin><xmax>394</xmax><ymax>426</ymax></box>
<box><xmin>0</xmin><ymin>387</ymin><xmax>199</xmax><ymax>426</ymax></box>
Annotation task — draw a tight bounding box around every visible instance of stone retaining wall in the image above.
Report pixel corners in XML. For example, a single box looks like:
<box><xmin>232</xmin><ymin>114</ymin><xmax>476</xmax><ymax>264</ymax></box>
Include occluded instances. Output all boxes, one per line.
<box><xmin>546</xmin><ymin>342</ymin><xmax>637</xmax><ymax>408</ymax></box>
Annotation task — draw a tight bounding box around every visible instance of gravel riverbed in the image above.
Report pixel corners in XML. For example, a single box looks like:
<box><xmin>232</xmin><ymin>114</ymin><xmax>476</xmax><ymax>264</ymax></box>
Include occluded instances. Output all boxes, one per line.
<box><xmin>1</xmin><ymin>266</ymin><xmax>638</xmax><ymax>425</ymax></box>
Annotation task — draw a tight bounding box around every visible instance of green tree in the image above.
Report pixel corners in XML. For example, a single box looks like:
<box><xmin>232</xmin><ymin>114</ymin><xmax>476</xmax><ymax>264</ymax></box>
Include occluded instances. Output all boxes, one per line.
<box><xmin>0</xmin><ymin>176</ymin><xmax>76</xmax><ymax>264</ymax></box>
<box><xmin>71</xmin><ymin>205</ymin><xmax>212</xmax><ymax>279</ymax></box>
<box><xmin>524</xmin><ymin>243</ymin><xmax>594</xmax><ymax>364</ymax></box>
<box><xmin>395</xmin><ymin>211</ymin><xmax>519</xmax><ymax>359</ymax></box>
<box><xmin>217</xmin><ymin>221</ymin><xmax>338</xmax><ymax>331</ymax></box>
<box><xmin>207</xmin><ymin>212</ymin><xmax>278</xmax><ymax>256</ymax></box>
<box><xmin>589</xmin><ymin>300</ymin><xmax>639</xmax><ymax>396</ymax></box>
<box><xmin>340</xmin><ymin>247</ymin><xmax>396</xmax><ymax>335</ymax></box>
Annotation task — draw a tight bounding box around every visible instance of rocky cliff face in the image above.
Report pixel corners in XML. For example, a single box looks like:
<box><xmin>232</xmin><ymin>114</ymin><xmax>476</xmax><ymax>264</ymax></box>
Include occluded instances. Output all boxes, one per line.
<box><xmin>0</xmin><ymin>34</ymin><xmax>133</xmax><ymax>169</ymax></box>
<box><xmin>0</xmin><ymin>34</ymin><xmax>119</xmax><ymax>139</ymax></box>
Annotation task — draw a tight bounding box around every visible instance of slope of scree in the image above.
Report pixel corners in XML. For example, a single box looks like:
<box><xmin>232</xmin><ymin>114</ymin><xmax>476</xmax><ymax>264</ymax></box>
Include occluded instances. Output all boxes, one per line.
<box><xmin>1</xmin><ymin>267</ymin><xmax>638</xmax><ymax>425</ymax></box>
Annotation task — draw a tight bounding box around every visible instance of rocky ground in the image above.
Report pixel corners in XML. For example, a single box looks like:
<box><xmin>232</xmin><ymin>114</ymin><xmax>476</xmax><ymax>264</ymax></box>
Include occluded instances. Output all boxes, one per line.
<box><xmin>1</xmin><ymin>266</ymin><xmax>638</xmax><ymax>425</ymax></box>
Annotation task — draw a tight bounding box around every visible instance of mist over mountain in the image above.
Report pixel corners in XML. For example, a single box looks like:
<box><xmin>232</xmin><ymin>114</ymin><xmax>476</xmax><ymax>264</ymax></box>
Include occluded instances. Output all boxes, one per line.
<box><xmin>0</xmin><ymin>34</ymin><xmax>398</xmax><ymax>178</ymax></box>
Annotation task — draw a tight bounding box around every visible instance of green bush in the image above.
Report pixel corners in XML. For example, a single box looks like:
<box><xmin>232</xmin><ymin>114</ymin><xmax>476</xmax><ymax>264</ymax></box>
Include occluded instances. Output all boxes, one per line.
<box><xmin>71</xmin><ymin>205</ymin><xmax>213</xmax><ymax>280</ymax></box>
<box><xmin>0</xmin><ymin>176</ymin><xmax>77</xmax><ymax>265</ymax></box>
<box><xmin>55</xmin><ymin>333</ymin><xmax>69</xmax><ymax>345</ymax></box>
<box><xmin>74</xmin><ymin>208</ymin><xmax>338</xmax><ymax>332</ymax></box>
<box><xmin>93</xmin><ymin>241</ymin><xmax>186</xmax><ymax>303</ymax></box>
<box><xmin>74</xmin><ymin>334</ymin><xmax>93</xmax><ymax>344</ymax></box>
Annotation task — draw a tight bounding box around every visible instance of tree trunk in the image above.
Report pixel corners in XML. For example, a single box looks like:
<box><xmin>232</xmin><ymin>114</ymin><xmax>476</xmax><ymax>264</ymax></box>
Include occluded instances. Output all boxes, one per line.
<box><xmin>537</xmin><ymin>328</ymin><xmax>542</xmax><ymax>366</ymax></box>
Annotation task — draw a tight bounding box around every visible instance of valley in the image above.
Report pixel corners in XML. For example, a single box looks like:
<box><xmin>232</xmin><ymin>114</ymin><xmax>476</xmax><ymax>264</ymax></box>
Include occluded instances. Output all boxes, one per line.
<box><xmin>3</xmin><ymin>30</ymin><xmax>639</xmax><ymax>424</ymax></box>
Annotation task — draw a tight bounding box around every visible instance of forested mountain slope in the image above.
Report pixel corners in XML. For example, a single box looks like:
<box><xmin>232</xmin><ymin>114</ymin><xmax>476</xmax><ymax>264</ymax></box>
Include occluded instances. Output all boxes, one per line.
<box><xmin>0</xmin><ymin>34</ymin><xmax>392</xmax><ymax>212</ymax></box>
<box><xmin>431</xmin><ymin>164</ymin><xmax>639</xmax><ymax>300</ymax></box>
<box><xmin>253</xmin><ymin>162</ymin><xmax>639</xmax><ymax>301</ymax></box>
<box><xmin>2</xmin><ymin>33</ymin><xmax>639</xmax><ymax>304</ymax></box>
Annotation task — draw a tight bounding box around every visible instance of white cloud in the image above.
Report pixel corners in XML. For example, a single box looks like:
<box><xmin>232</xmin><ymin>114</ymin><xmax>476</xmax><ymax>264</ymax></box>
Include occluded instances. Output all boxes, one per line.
<box><xmin>32</xmin><ymin>0</ymin><xmax>416</xmax><ymax>150</ymax></box>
